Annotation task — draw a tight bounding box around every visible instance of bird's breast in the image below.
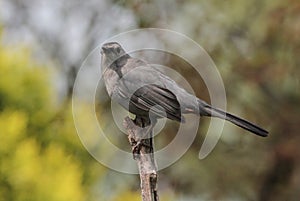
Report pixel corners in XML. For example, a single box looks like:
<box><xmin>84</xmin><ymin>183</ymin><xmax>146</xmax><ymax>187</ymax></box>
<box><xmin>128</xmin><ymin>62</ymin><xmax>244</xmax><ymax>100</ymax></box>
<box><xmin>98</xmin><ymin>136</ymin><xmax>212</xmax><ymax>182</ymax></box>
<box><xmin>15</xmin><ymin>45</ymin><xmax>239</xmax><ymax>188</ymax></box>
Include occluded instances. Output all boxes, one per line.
<box><xmin>103</xmin><ymin>68</ymin><xmax>120</xmax><ymax>97</ymax></box>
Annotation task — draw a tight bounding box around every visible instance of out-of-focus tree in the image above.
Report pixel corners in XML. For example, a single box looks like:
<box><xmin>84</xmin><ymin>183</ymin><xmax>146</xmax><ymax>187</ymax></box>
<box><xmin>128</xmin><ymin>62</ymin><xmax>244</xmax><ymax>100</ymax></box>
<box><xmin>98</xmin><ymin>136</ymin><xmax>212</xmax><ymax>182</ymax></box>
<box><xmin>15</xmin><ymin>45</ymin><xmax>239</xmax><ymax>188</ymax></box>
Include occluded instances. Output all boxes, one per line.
<box><xmin>0</xmin><ymin>0</ymin><xmax>137</xmax><ymax>99</ymax></box>
<box><xmin>0</xmin><ymin>33</ymin><xmax>158</xmax><ymax>201</ymax></box>
<box><xmin>114</xmin><ymin>0</ymin><xmax>300</xmax><ymax>200</ymax></box>
<box><xmin>1</xmin><ymin>0</ymin><xmax>300</xmax><ymax>200</ymax></box>
<box><xmin>0</xmin><ymin>42</ymin><xmax>84</xmax><ymax>200</ymax></box>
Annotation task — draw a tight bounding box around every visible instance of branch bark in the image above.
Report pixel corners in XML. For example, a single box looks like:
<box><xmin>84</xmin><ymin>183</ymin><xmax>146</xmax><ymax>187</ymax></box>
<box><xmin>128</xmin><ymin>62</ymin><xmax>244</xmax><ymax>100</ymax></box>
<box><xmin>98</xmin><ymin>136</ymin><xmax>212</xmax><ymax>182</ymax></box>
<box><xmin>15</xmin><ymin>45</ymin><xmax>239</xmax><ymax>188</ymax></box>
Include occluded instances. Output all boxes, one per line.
<box><xmin>123</xmin><ymin>116</ymin><xmax>159</xmax><ymax>201</ymax></box>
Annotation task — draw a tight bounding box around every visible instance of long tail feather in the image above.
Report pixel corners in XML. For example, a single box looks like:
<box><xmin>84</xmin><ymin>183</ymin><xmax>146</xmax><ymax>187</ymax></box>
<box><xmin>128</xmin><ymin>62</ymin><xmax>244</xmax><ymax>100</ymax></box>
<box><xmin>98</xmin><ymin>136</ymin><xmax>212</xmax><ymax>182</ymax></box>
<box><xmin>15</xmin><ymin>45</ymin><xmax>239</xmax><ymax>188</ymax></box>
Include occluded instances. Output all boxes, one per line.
<box><xmin>199</xmin><ymin>101</ymin><xmax>268</xmax><ymax>137</ymax></box>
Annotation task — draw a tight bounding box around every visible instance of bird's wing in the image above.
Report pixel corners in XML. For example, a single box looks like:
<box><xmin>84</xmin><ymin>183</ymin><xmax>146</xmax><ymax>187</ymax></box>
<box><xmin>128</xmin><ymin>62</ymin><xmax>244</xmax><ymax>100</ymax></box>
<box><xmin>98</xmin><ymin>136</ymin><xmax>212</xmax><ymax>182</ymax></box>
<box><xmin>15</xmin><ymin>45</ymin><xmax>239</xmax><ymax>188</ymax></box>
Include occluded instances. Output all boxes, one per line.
<box><xmin>123</xmin><ymin>84</ymin><xmax>184</xmax><ymax>122</ymax></box>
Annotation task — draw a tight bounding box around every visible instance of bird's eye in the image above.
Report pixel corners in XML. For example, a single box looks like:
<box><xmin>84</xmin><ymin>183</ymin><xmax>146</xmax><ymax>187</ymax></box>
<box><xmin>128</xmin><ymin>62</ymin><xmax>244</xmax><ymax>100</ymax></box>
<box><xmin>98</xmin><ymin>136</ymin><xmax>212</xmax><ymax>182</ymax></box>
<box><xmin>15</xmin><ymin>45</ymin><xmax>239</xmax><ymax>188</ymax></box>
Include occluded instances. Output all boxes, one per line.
<box><xmin>116</xmin><ymin>47</ymin><xmax>120</xmax><ymax>54</ymax></box>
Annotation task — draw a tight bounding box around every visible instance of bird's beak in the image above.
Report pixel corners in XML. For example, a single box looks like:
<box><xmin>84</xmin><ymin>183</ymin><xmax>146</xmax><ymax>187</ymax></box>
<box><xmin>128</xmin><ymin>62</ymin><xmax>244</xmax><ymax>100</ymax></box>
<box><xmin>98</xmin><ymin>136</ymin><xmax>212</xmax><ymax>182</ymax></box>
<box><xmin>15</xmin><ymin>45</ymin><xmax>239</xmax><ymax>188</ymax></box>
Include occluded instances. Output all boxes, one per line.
<box><xmin>101</xmin><ymin>46</ymin><xmax>107</xmax><ymax>55</ymax></box>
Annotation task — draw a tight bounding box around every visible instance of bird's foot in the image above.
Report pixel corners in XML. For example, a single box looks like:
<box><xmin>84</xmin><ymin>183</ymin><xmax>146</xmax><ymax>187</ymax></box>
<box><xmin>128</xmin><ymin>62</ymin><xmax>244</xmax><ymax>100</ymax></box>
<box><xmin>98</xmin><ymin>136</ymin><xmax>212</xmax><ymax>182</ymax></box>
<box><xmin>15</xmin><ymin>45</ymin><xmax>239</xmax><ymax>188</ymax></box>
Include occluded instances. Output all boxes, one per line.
<box><xmin>131</xmin><ymin>139</ymin><xmax>152</xmax><ymax>160</ymax></box>
<box><xmin>124</xmin><ymin>116</ymin><xmax>155</xmax><ymax>159</ymax></box>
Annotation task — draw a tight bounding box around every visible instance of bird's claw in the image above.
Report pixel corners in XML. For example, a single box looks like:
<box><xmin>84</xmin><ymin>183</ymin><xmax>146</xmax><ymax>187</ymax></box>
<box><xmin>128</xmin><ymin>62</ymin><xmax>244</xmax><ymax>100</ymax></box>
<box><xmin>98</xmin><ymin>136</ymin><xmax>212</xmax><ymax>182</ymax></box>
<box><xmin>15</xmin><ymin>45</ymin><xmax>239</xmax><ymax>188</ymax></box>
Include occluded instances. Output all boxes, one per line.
<box><xmin>132</xmin><ymin>139</ymin><xmax>152</xmax><ymax>160</ymax></box>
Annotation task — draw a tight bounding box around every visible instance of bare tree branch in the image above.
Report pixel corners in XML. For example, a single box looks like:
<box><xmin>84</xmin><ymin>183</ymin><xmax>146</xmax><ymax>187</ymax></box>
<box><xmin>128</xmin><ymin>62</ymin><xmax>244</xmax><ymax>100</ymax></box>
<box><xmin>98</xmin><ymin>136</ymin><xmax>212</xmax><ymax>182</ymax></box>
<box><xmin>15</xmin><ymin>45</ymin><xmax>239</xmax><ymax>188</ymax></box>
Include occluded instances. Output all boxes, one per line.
<box><xmin>123</xmin><ymin>116</ymin><xmax>159</xmax><ymax>201</ymax></box>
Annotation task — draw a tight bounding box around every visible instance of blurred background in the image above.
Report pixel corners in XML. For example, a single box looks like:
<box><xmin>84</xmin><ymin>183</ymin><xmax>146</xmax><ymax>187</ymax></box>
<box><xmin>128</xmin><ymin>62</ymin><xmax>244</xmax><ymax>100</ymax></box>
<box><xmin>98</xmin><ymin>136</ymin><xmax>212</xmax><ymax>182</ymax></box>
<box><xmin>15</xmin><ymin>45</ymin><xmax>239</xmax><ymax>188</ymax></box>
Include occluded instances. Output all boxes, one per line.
<box><xmin>0</xmin><ymin>0</ymin><xmax>299</xmax><ymax>200</ymax></box>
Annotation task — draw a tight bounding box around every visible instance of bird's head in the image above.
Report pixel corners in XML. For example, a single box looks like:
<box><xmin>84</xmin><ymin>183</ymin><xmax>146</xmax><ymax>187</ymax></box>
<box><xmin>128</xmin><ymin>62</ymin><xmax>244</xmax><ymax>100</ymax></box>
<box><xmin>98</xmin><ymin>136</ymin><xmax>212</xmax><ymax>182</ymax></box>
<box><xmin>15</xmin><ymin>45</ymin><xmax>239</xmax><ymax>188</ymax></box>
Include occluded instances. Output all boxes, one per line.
<box><xmin>101</xmin><ymin>42</ymin><xmax>128</xmax><ymax>68</ymax></box>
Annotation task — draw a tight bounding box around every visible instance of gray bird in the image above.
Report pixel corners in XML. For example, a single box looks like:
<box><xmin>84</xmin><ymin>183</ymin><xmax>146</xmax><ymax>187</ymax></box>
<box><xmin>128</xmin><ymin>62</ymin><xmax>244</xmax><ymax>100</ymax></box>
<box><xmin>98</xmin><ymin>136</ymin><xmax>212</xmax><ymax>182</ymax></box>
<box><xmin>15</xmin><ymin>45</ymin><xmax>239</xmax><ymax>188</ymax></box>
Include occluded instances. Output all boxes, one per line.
<box><xmin>101</xmin><ymin>42</ymin><xmax>268</xmax><ymax>137</ymax></box>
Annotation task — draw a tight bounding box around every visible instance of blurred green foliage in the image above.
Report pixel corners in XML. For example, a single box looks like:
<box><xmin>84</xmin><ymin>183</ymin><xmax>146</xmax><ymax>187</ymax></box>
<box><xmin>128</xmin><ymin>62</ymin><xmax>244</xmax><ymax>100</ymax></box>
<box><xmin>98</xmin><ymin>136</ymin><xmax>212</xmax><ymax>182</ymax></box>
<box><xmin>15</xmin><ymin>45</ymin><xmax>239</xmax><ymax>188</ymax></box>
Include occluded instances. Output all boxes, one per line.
<box><xmin>0</xmin><ymin>35</ymin><xmax>154</xmax><ymax>201</ymax></box>
<box><xmin>0</xmin><ymin>43</ymin><xmax>86</xmax><ymax>201</ymax></box>
<box><xmin>116</xmin><ymin>0</ymin><xmax>300</xmax><ymax>200</ymax></box>
<box><xmin>1</xmin><ymin>0</ymin><xmax>300</xmax><ymax>200</ymax></box>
